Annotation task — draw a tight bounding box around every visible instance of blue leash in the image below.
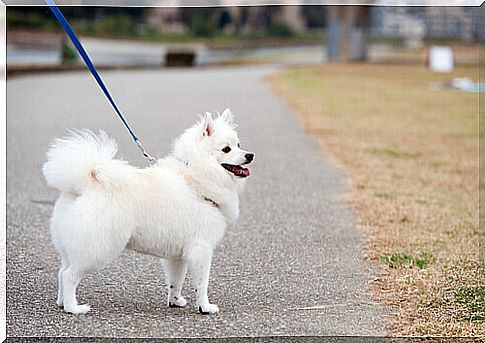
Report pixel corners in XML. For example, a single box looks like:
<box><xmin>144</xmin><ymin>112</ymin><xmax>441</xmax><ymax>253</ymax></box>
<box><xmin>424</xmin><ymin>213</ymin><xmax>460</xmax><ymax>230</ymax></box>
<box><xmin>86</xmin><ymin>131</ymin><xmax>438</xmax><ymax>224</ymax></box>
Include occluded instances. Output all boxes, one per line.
<box><xmin>45</xmin><ymin>0</ymin><xmax>156</xmax><ymax>163</ymax></box>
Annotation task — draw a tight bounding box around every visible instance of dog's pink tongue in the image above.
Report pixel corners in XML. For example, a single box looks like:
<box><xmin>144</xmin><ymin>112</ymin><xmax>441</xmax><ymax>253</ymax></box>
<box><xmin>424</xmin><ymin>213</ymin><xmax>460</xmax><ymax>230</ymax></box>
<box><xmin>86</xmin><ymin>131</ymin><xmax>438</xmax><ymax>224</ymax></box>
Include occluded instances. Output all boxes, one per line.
<box><xmin>236</xmin><ymin>166</ymin><xmax>250</xmax><ymax>177</ymax></box>
<box><xmin>241</xmin><ymin>168</ymin><xmax>250</xmax><ymax>177</ymax></box>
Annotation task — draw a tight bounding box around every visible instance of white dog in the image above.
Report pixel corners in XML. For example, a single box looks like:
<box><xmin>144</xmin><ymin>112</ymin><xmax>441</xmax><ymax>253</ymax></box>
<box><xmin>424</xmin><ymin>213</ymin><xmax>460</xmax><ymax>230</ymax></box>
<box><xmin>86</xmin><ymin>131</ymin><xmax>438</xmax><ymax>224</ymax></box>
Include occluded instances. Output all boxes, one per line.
<box><xmin>43</xmin><ymin>109</ymin><xmax>253</xmax><ymax>315</ymax></box>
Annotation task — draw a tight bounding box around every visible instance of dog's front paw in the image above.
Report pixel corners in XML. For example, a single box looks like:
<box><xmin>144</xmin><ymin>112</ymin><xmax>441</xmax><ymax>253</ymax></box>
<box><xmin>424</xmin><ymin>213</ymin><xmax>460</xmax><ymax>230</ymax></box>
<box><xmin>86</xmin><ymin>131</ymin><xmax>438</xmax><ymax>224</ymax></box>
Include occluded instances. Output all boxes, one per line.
<box><xmin>169</xmin><ymin>296</ymin><xmax>187</xmax><ymax>308</ymax></box>
<box><xmin>64</xmin><ymin>304</ymin><xmax>91</xmax><ymax>315</ymax></box>
<box><xmin>198</xmin><ymin>304</ymin><xmax>219</xmax><ymax>315</ymax></box>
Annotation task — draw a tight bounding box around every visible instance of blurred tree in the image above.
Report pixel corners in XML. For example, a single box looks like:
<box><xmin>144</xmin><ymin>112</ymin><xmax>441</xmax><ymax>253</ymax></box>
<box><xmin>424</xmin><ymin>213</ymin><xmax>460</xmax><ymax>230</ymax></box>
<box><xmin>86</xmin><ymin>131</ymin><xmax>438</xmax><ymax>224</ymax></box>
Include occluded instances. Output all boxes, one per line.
<box><xmin>218</xmin><ymin>10</ymin><xmax>232</xmax><ymax>30</ymax></box>
<box><xmin>327</xmin><ymin>6</ymin><xmax>370</xmax><ymax>61</ymax></box>
<box><xmin>267</xmin><ymin>22</ymin><xmax>293</xmax><ymax>38</ymax></box>
<box><xmin>302</xmin><ymin>6</ymin><xmax>327</xmax><ymax>29</ymax></box>
<box><xmin>8</xmin><ymin>6</ymin><xmax>146</xmax><ymax>33</ymax></box>
<box><xmin>179</xmin><ymin>8</ymin><xmax>217</xmax><ymax>26</ymax></box>
<box><xmin>189</xmin><ymin>16</ymin><xmax>218</xmax><ymax>37</ymax></box>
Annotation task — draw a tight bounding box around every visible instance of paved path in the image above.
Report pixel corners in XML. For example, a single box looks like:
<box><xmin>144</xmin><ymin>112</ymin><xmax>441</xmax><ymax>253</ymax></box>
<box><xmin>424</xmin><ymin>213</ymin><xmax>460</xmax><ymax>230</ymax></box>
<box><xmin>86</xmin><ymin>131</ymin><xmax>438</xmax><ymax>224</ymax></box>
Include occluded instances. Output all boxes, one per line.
<box><xmin>7</xmin><ymin>66</ymin><xmax>385</xmax><ymax>337</ymax></box>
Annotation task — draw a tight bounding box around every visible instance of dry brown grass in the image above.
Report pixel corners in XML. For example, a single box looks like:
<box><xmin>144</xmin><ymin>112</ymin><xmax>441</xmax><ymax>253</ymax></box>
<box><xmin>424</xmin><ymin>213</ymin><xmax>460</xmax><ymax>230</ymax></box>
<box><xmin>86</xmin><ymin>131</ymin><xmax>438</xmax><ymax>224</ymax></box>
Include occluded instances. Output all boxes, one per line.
<box><xmin>270</xmin><ymin>62</ymin><xmax>483</xmax><ymax>336</ymax></box>
<box><xmin>373</xmin><ymin>43</ymin><xmax>480</xmax><ymax>65</ymax></box>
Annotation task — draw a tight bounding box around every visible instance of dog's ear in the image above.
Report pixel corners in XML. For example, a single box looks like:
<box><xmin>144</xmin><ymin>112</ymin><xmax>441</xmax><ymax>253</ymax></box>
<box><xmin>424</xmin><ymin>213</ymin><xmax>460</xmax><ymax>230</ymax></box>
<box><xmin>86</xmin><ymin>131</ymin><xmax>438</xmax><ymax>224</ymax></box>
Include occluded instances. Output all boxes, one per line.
<box><xmin>220</xmin><ymin>108</ymin><xmax>234</xmax><ymax>125</ymax></box>
<box><xmin>201</xmin><ymin>112</ymin><xmax>214</xmax><ymax>137</ymax></box>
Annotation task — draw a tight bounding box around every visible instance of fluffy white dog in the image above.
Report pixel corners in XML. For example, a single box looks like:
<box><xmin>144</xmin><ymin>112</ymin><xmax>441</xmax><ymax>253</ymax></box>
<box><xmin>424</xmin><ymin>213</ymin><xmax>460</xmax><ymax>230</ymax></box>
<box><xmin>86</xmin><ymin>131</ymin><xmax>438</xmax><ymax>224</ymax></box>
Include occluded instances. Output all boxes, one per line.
<box><xmin>43</xmin><ymin>109</ymin><xmax>253</xmax><ymax>315</ymax></box>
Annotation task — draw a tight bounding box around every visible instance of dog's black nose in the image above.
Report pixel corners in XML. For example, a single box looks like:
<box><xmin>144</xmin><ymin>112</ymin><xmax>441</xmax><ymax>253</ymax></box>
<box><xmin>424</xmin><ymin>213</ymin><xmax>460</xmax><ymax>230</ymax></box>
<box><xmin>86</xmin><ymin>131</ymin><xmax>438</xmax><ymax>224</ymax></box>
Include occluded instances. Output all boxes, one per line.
<box><xmin>245</xmin><ymin>153</ymin><xmax>254</xmax><ymax>162</ymax></box>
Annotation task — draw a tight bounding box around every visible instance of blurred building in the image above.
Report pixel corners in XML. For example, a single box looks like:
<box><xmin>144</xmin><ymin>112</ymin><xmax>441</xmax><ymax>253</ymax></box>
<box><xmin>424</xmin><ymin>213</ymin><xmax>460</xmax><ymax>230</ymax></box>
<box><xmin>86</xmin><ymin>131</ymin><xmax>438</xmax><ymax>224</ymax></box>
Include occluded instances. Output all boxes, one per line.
<box><xmin>371</xmin><ymin>6</ymin><xmax>482</xmax><ymax>43</ymax></box>
<box><xmin>423</xmin><ymin>7</ymin><xmax>474</xmax><ymax>41</ymax></box>
<box><xmin>370</xmin><ymin>7</ymin><xmax>425</xmax><ymax>47</ymax></box>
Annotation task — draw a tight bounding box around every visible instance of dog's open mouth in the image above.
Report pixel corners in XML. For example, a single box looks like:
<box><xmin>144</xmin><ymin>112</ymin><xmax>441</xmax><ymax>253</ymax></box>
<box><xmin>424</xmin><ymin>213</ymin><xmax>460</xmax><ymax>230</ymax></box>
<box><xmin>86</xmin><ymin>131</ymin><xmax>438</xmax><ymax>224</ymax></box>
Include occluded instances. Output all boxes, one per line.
<box><xmin>221</xmin><ymin>163</ymin><xmax>250</xmax><ymax>178</ymax></box>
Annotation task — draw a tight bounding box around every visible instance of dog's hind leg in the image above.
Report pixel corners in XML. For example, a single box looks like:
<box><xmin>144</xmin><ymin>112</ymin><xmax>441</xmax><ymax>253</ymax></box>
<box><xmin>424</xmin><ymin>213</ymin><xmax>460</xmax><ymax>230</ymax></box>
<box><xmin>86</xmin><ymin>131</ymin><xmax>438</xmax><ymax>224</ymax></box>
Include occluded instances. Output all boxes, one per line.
<box><xmin>186</xmin><ymin>246</ymin><xmax>219</xmax><ymax>314</ymax></box>
<box><xmin>61</xmin><ymin>267</ymin><xmax>90</xmax><ymax>315</ymax></box>
<box><xmin>161</xmin><ymin>259</ymin><xmax>188</xmax><ymax>308</ymax></box>
<box><xmin>56</xmin><ymin>257</ymin><xmax>68</xmax><ymax>307</ymax></box>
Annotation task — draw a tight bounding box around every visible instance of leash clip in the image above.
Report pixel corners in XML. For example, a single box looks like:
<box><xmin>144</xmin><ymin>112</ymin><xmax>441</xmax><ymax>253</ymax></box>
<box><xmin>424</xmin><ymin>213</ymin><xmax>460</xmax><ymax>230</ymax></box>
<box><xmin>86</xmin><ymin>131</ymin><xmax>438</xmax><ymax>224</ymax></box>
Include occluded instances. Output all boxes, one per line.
<box><xmin>136</xmin><ymin>140</ymin><xmax>157</xmax><ymax>165</ymax></box>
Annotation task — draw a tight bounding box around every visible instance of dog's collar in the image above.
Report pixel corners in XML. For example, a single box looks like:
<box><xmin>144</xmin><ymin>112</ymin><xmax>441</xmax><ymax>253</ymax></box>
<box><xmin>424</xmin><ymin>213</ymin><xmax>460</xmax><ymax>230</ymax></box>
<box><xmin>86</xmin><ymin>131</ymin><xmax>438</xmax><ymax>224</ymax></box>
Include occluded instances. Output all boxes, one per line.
<box><xmin>174</xmin><ymin>155</ymin><xmax>218</xmax><ymax>208</ymax></box>
<box><xmin>203</xmin><ymin>196</ymin><xmax>219</xmax><ymax>208</ymax></box>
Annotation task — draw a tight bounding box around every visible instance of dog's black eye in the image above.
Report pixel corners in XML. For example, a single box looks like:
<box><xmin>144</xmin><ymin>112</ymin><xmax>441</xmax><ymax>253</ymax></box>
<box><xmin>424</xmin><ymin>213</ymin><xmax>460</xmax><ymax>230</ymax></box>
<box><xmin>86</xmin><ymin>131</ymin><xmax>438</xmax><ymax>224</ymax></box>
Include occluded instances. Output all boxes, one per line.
<box><xmin>237</xmin><ymin>143</ymin><xmax>240</xmax><ymax>148</ymax></box>
<box><xmin>222</xmin><ymin>146</ymin><xmax>231</xmax><ymax>153</ymax></box>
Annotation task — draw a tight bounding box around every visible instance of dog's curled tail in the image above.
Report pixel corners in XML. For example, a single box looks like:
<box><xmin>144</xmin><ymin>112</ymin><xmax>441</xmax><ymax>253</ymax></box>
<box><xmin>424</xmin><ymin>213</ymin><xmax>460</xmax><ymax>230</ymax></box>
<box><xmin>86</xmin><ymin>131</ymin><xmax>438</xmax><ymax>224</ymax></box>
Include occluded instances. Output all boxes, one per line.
<box><xmin>43</xmin><ymin>129</ymin><xmax>135</xmax><ymax>194</ymax></box>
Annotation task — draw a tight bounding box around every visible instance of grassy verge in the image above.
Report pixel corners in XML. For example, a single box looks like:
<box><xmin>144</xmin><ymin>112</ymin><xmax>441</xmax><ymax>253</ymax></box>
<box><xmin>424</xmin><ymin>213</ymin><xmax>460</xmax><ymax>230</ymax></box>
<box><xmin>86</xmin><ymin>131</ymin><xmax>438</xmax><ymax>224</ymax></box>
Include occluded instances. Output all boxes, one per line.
<box><xmin>111</xmin><ymin>31</ymin><xmax>325</xmax><ymax>49</ymax></box>
<box><xmin>270</xmin><ymin>63</ymin><xmax>482</xmax><ymax>336</ymax></box>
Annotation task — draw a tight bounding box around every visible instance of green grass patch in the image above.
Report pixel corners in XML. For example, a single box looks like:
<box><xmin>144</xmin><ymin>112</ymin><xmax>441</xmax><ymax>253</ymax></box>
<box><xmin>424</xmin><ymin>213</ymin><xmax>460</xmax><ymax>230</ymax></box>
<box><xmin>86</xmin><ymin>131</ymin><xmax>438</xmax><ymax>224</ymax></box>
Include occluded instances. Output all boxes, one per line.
<box><xmin>370</xmin><ymin>147</ymin><xmax>421</xmax><ymax>159</ymax></box>
<box><xmin>383</xmin><ymin>252</ymin><xmax>435</xmax><ymax>269</ymax></box>
<box><xmin>454</xmin><ymin>286</ymin><xmax>485</xmax><ymax>322</ymax></box>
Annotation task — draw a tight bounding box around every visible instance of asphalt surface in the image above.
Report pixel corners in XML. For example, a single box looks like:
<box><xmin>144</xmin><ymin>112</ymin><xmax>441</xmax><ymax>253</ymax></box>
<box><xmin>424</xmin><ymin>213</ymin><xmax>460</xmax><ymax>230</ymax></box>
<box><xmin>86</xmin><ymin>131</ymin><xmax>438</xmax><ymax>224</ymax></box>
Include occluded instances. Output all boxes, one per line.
<box><xmin>7</xmin><ymin>66</ymin><xmax>386</xmax><ymax>338</ymax></box>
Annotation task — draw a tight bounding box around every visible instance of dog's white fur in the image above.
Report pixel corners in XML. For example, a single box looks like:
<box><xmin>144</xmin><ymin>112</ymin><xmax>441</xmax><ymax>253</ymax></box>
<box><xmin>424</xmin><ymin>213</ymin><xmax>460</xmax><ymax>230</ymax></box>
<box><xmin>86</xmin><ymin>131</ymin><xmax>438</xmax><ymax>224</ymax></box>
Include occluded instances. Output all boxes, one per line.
<box><xmin>43</xmin><ymin>109</ymin><xmax>253</xmax><ymax>315</ymax></box>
